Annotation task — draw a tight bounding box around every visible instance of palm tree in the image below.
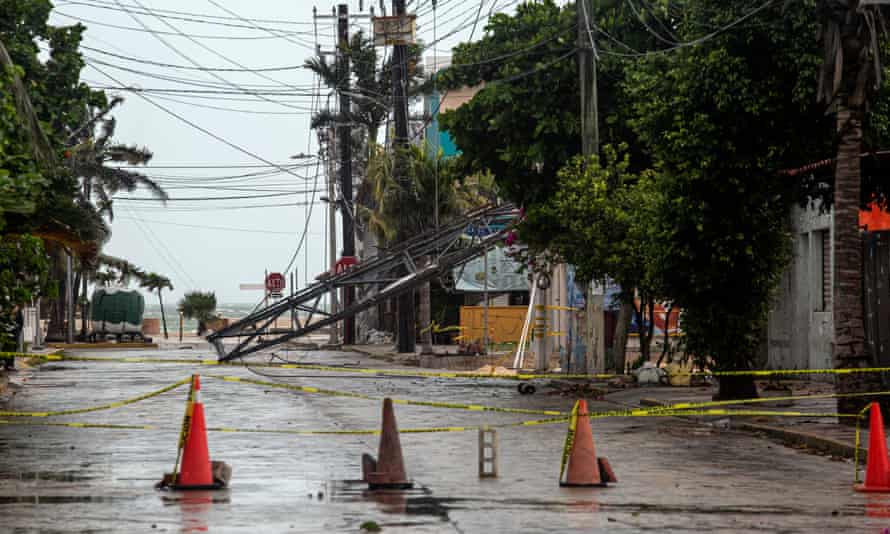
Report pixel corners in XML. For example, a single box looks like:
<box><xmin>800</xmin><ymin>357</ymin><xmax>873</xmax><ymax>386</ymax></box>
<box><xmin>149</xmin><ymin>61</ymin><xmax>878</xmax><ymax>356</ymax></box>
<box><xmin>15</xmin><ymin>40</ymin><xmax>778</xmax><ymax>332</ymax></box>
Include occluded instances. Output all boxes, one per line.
<box><xmin>65</xmin><ymin>100</ymin><xmax>165</xmax><ymax>339</ymax></box>
<box><xmin>304</xmin><ymin>32</ymin><xmax>425</xmax><ymax>149</ymax></box>
<box><xmin>817</xmin><ymin>1</ymin><xmax>890</xmax><ymax>415</ymax></box>
<box><xmin>68</xmin><ymin>101</ymin><xmax>167</xmax><ymax>222</ymax></box>
<box><xmin>178</xmin><ymin>291</ymin><xmax>218</xmax><ymax>336</ymax></box>
<box><xmin>359</xmin><ymin>144</ymin><xmax>496</xmax><ymax>352</ymax></box>
<box><xmin>140</xmin><ymin>273</ymin><xmax>173</xmax><ymax>339</ymax></box>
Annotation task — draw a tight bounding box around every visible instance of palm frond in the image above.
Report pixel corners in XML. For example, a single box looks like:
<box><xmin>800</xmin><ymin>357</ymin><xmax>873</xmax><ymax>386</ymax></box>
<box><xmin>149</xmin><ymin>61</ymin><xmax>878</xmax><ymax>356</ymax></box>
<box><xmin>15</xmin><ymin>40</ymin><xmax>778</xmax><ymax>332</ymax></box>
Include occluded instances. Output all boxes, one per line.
<box><xmin>303</xmin><ymin>55</ymin><xmax>340</xmax><ymax>88</ymax></box>
<box><xmin>104</xmin><ymin>143</ymin><xmax>153</xmax><ymax>165</ymax></box>
<box><xmin>92</xmin><ymin>164</ymin><xmax>168</xmax><ymax>201</ymax></box>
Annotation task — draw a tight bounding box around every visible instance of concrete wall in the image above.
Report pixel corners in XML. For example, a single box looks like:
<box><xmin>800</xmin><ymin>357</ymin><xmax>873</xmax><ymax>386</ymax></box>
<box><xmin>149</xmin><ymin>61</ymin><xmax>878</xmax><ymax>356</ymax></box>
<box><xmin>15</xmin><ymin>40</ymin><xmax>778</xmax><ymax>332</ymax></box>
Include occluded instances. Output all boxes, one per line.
<box><xmin>767</xmin><ymin>202</ymin><xmax>834</xmax><ymax>370</ymax></box>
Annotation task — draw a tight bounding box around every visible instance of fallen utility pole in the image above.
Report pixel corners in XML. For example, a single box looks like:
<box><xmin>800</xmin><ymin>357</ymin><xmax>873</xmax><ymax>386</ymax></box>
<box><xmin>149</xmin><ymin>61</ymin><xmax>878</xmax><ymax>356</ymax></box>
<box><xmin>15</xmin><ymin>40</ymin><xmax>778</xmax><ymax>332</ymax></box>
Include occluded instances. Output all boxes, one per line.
<box><xmin>207</xmin><ymin>204</ymin><xmax>517</xmax><ymax>362</ymax></box>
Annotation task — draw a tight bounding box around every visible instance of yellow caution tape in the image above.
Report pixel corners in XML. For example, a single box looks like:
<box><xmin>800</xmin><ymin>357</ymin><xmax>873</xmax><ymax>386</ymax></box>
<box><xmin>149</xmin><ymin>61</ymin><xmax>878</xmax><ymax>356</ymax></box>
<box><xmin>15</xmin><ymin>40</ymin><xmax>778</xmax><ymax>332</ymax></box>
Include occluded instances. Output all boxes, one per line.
<box><xmin>0</xmin><ymin>378</ymin><xmax>191</xmax><ymax>418</ymax></box>
<box><xmin>559</xmin><ymin>400</ymin><xmax>580</xmax><ymax>483</ymax></box>
<box><xmin>854</xmin><ymin>403</ymin><xmax>873</xmax><ymax>484</ymax></box>
<box><xmin>11</xmin><ymin>350</ymin><xmax>890</xmax><ymax>380</ymax></box>
<box><xmin>647</xmin><ymin>390</ymin><xmax>890</xmax><ymax>413</ymax></box>
<box><xmin>419</xmin><ymin>322</ymin><xmax>465</xmax><ymax>335</ymax></box>
<box><xmin>171</xmin><ymin>375</ymin><xmax>198</xmax><ymax>486</ymax></box>
<box><xmin>204</xmin><ymin>375</ymin><xmax>568</xmax><ymax>416</ymax></box>
<box><xmin>0</xmin><ymin>419</ymin><xmax>160</xmax><ymax>430</ymax></box>
<box><xmin>0</xmin><ymin>415</ymin><xmax>569</xmax><ymax>435</ymax></box>
<box><xmin>25</xmin><ymin>353</ymin><xmax>616</xmax><ymax>381</ymax></box>
<box><xmin>205</xmin><ymin>375</ymin><xmax>870</xmax><ymax>423</ymax></box>
<box><xmin>0</xmin><ymin>408</ymin><xmax>858</xmax><ymax>436</ymax></box>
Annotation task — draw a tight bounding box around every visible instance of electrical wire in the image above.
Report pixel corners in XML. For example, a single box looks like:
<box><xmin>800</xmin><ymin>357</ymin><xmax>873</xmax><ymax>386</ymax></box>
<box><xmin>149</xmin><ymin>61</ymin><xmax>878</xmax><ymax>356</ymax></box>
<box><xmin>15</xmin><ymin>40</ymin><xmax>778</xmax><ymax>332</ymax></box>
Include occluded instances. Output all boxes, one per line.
<box><xmin>56</xmin><ymin>0</ymin><xmax>316</xmax><ymax>32</ymax></box>
<box><xmin>110</xmin><ymin>0</ymin><xmax>314</xmax><ymax>112</ymax></box>
<box><xmin>122</xmin><ymin>204</ymin><xmax>201</xmax><ymax>289</ymax></box>
<box><xmin>114</xmin><ymin>216</ymin><xmax>323</xmax><ymax>236</ymax></box>
<box><xmin>52</xmin><ymin>11</ymin><xmax>307</xmax><ymax>40</ymax></box>
<box><xmin>114</xmin><ymin>189</ymin><xmax>324</xmax><ymax>202</ymax></box>
<box><xmin>55</xmin><ymin>0</ymin><xmax>315</xmax><ymax>25</ymax></box>
<box><xmin>89</xmin><ymin>63</ymin><xmax>325</xmax><ymax>209</ymax></box>
<box><xmin>81</xmin><ymin>45</ymin><xmax>309</xmax><ymax>72</ymax></box>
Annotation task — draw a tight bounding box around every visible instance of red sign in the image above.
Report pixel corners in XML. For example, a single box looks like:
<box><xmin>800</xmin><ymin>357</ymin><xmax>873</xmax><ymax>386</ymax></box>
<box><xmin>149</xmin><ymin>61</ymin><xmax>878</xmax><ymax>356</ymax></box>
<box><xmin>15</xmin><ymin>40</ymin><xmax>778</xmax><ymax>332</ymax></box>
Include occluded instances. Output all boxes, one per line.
<box><xmin>335</xmin><ymin>256</ymin><xmax>358</xmax><ymax>274</ymax></box>
<box><xmin>265</xmin><ymin>272</ymin><xmax>285</xmax><ymax>293</ymax></box>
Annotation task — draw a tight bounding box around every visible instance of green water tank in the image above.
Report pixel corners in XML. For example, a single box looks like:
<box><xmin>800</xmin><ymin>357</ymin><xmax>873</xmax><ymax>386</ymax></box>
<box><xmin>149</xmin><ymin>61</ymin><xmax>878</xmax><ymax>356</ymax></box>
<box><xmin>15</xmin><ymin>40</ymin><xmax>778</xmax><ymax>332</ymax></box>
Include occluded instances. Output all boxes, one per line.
<box><xmin>90</xmin><ymin>288</ymin><xmax>145</xmax><ymax>334</ymax></box>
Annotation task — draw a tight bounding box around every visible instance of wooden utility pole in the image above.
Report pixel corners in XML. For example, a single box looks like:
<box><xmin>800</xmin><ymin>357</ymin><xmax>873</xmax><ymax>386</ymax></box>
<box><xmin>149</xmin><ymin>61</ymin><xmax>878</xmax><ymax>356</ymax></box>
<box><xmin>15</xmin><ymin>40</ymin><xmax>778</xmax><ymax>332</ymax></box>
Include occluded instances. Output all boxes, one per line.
<box><xmin>392</xmin><ymin>0</ymin><xmax>415</xmax><ymax>354</ymax></box>
<box><xmin>338</xmin><ymin>3</ymin><xmax>356</xmax><ymax>344</ymax></box>
<box><xmin>577</xmin><ymin>0</ymin><xmax>605</xmax><ymax>373</ymax></box>
<box><xmin>578</xmin><ymin>0</ymin><xmax>599</xmax><ymax>157</ymax></box>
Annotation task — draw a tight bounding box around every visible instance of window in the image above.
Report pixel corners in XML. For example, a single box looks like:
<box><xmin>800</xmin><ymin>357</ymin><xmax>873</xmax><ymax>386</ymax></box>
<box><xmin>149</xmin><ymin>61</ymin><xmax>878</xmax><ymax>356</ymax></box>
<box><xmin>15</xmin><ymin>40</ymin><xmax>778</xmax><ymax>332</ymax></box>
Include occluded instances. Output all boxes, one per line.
<box><xmin>812</xmin><ymin>230</ymin><xmax>830</xmax><ymax>312</ymax></box>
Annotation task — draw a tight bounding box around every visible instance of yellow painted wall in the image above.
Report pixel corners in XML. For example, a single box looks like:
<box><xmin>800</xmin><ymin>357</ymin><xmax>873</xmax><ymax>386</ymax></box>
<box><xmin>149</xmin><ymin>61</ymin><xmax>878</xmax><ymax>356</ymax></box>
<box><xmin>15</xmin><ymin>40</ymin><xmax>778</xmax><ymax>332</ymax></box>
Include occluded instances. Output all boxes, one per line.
<box><xmin>459</xmin><ymin>306</ymin><xmax>527</xmax><ymax>343</ymax></box>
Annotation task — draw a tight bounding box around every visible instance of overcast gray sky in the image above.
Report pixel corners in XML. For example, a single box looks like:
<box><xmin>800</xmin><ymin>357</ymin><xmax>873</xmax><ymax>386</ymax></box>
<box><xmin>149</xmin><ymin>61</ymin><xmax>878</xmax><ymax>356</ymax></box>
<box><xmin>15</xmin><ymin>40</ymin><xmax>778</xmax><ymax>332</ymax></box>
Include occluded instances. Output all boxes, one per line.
<box><xmin>48</xmin><ymin>0</ymin><xmax>511</xmax><ymax>303</ymax></box>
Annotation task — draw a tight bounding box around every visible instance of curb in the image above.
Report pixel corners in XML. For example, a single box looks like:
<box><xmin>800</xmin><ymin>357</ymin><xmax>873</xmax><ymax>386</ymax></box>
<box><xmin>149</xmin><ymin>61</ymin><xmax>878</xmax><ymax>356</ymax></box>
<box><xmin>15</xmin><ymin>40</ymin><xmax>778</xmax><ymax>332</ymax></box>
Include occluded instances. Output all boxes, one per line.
<box><xmin>639</xmin><ymin>397</ymin><xmax>865</xmax><ymax>459</ymax></box>
<box><xmin>342</xmin><ymin>345</ymin><xmax>420</xmax><ymax>365</ymax></box>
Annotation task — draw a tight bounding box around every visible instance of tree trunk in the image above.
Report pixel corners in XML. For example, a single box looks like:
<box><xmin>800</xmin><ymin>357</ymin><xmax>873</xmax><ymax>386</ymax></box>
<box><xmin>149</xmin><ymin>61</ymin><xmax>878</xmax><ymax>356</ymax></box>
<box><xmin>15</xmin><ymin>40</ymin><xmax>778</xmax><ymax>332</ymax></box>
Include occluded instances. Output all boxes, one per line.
<box><xmin>833</xmin><ymin>106</ymin><xmax>879</xmax><ymax>419</ymax></box>
<box><xmin>611</xmin><ymin>294</ymin><xmax>633</xmax><ymax>373</ymax></box>
<box><xmin>158</xmin><ymin>290</ymin><xmax>169</xmax><ymax>340</ymax></box>
<box><xmin>643</xmin><ymin>299</ymin><xmax>655</xmax><ymax>363</ymax></box>
<box><xmin>657</xmin><ymin>303</ymin><xmax>675</xmax><ymax>366</ymax></box>
<box><xmin>419</xmin><ymin>281</ymin><xmax>433</xmax><ymax>354</ymax></box>
<box><xmin>45</xmin><ymin>245</ymin><xmax>67</xmax><ymax>342</ymax></box>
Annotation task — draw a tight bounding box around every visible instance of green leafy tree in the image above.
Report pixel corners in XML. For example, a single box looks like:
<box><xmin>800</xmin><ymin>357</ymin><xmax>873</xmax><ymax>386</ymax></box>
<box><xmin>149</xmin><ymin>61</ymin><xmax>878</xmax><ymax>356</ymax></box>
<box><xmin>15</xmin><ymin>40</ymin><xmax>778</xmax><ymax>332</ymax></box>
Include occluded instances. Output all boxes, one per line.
<box><xmin>520</xmin><ymin>146</ymin><xmax>661</xmax><ymax>370</ymax></box>
<box><xmin>140</xmin><ymin>273</ymin><xmax>173</xmax><ymax>340</ymax></box>
<box><xmin>178</xmin><ymin>291</ymin><xmax>218</xmax><ymax>336</ymax></box>
<box><xmin>438</xmin><ymin>1</ymin><xmax>580</xmax><ymax>207</ymax></box>
<box><xmin>0</xmin><ymin>235</ymin><xmax>50</xmax><ymax>351</ymax></box>
<box><xmin>1</xmin><ymin>2</ymin><xmax>162</xmax><ymax>343</ymax></box>
<box><xmin>438</xmin><ymin>0</ymin><xmax>663</xmax><ymax>365</ymax></box>
<box><xmin>625</xmin><ymin>0</ymin><xmax>836</xmax><ymax>398</ymax></box>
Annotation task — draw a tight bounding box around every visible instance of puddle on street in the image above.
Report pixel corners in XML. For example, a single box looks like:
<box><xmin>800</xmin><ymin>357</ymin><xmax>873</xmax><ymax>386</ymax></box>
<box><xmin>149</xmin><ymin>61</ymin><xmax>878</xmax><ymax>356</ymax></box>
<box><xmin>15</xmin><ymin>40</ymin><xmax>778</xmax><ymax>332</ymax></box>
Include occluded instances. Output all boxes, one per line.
<box><xmin>159</xmin><ymin>491</ymin><xmax>232</xmax><ymax>505</ymax></box>
<box><xmin>0</xmin><ymin>471</ymin><xmax>96</xmax><ymax>483</ymax></box>
<box><xmin>0</xmin><ymin>495</ymin><xmax>125</xmax><ymax>504</ymax></box>
<box><xmin>330</xmin><ymin>480</ymin><xmax>451</xmax><ymax>520</ymax></box>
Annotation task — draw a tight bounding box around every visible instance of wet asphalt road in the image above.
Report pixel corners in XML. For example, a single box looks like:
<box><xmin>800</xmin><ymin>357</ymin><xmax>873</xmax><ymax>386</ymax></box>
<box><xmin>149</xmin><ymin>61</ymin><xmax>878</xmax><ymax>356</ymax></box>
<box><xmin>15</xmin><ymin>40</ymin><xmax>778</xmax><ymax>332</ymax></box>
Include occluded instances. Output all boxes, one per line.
<box><xmin>1</xmin><ymin>347</ymin><xmax>889</xmax><ymax>533</ymax></box>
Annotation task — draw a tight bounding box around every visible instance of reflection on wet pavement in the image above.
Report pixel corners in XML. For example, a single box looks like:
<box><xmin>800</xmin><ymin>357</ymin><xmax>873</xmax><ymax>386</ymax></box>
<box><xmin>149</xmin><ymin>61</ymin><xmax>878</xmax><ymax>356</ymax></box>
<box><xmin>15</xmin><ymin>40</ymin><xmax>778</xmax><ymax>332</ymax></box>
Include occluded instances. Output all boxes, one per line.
<box><xmin>0</xmin><ymin>348</ymin><xmax>888</xmax><ymax>532</ymax></box>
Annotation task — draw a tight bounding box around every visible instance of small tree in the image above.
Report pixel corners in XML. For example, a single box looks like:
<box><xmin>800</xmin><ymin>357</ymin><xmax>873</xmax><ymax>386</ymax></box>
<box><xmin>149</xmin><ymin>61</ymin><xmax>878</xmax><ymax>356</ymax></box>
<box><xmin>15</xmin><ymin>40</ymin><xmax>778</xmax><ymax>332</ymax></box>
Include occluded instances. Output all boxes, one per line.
<box><xmin>178</xmin><ymin>291</ymin><xmax>217</xmax><ymax>336</ymax></box>
<box><xmin>520</xmin><ymin>146</ymin><xmax>661</xmax><ymax>371</ymax></box>
<box><xmin>140</xmin><ymin>273</ymin><xmax>173</xmax><ymax>340</ymax></box>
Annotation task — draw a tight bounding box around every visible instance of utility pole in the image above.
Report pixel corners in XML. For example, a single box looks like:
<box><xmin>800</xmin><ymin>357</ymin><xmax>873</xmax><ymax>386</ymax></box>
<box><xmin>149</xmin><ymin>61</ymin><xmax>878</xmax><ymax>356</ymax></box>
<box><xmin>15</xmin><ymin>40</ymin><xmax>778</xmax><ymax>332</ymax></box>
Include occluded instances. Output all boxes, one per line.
<box><xmin>578</xmin><ymin>0</ymin><xmax>605</xmax><ymax>374</ymax></box>
<box><xmin>392</xmin><ymin>0</ymin><xmax>415</xmax><ymax>354</ymax></box>
<box><xmin>326</xmin><ymin>128</ymin><xmax>340</xmax><ymax>345</ymax></box>
<box><xmin>338</xmin><ymin>3</ymin><xmax>356</xmax><ymax>345</ymax></box>
<box><xmin>483</xmin><ymin>245</ymin><xmax>489</xmax><ymax>352</ymax></box>
<box><xmin>578</xmin><ymin>0</ymin><xmax>599</xmax><ymax>157</ymax></box>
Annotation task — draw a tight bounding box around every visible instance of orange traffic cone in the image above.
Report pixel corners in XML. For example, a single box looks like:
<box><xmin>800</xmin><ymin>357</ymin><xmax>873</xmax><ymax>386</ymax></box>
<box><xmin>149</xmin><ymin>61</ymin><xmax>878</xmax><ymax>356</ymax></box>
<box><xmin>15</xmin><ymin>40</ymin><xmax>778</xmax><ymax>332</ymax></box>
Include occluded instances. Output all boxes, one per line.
<box><xmin>362</xmin><ymin>398</ymin><xmax>413</xmax><ymax>490</ymax></box>
<box><xmin>158</xmin><ymin>375</ymin><xmax>230</xmax><ymax>491</ymax></box>
<box><xmin>856</xmin><ymin>402</ymin><xmax>890</xmax><ymax>492</ymax></box>
<box><xmin>560</xmin><ymin>399</ymin><xmax>617</xmax><ymax>487</ymax></box>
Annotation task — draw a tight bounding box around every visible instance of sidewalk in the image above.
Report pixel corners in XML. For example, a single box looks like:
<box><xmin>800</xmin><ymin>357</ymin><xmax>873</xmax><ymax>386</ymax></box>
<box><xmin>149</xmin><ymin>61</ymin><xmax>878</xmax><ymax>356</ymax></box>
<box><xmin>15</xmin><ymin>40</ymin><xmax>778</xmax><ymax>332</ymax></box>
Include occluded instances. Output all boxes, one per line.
<box><xmin>604</xmin><ymin>381</ymin><xmax>868</xmax><ymax>459</ymax></box>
